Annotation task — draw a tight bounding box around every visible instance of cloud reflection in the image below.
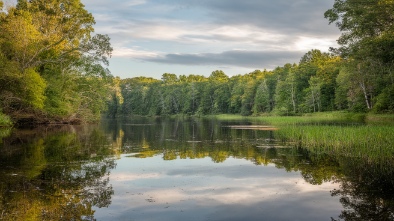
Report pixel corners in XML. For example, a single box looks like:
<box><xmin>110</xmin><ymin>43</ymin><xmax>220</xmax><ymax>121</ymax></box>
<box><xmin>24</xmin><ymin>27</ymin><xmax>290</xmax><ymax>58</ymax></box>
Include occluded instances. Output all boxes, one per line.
<box><xmin>94</xmin><ymin>156</ymin><xmax>341</xmax><ymax>221</ymax></box>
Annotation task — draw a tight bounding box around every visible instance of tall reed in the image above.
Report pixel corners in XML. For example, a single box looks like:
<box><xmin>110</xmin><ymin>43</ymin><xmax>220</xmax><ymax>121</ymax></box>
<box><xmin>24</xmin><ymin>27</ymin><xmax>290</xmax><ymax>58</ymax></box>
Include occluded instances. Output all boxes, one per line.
<box><xmin>274</xmin><ymin>123</ymin><xmax>394</xmax><ymax>161</ymax></box>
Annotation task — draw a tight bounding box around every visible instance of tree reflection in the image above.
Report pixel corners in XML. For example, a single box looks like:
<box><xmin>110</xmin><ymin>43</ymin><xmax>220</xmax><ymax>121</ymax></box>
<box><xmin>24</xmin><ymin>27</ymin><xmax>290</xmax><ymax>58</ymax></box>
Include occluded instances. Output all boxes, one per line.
<box><xmin>274</xmin><ymin>149</ymin><xmax>394</xmax><ymax>221</ymax></box>
<box><xmin>114</xmin><ymin>117</ymin><xmax>394</xmax><ymax>221</ymax></box>
<box><xmin>0</xmin><ymin>125</ymin><xmax>117</xmax><ymax>221</ymax></box>
<box><xmin>330</xmin><ymin>158</ymin><xmax>394</xmax><ymax>221</ymax></box>
<box><xmin>2</xmin><ymin>118</ymin><xmax>392</xmax><ymax>220</ymax></box>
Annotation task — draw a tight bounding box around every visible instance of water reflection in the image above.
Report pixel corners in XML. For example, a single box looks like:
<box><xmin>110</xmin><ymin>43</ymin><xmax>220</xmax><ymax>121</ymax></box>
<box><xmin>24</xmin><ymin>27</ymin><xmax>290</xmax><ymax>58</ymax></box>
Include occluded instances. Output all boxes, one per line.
<box><xmin>105</xmin><ymin>117</ymin><xmax>280</xmax><ymax>164</ymax></box>
<box><xmin>100</xmin><ymin>117</ymin><xmax>394</xmax><ymax>220</ymax></box>
<box><xmin>0</xmin><ymin>125</ymin><xmax>118</xmax><ymax>221</ymax></box>
<box><xmin>331</xmin><ymin>158</ymin><xmax>394</xmax><ymax>221</ymax></box>
<box><xmin>0</xmin><ymin>117</ymin><xmax>393</xmax><ymax>220</ymax></box>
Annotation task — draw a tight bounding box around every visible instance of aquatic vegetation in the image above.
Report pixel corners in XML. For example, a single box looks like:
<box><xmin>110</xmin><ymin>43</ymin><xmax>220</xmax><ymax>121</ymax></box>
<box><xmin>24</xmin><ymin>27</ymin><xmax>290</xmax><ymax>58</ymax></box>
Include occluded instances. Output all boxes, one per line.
<box><xmin>212</xmin><ymin>112</ymin><xmax>394</xmax><ymax>162</ymax></box>
<box><xmin>273</xmin><ymin>123</ymin><xmax>394</xmax><ymax>161</ymax></box>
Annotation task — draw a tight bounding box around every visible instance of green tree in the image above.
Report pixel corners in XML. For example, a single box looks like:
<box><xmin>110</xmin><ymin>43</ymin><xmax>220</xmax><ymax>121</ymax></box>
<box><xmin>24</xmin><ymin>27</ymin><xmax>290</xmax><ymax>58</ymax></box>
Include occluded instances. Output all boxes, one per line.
<box><xmin>274</xmin><ymin>64</ymin><xmax>298</xmax><ymax>115</ymax></box>
<box><xmin>304</xmin><ymin>76</ymin><xmax>322</xmax><ymax>112</ymax></box>
<box><xmin>297</xmin><ymin>50</ymin><xmax>341</xmax><ymax>112</ymax></box>
<box><xmin>209</xmin><ymin>70</ymin><xmax>230</xmax><ymax>114</ymax></box>
<box><xmin>209</xmin><ymin>70</ymin><xmax>229</xmax><ymax>83</ymax></box>
<box><xmin>253</xmin><ymin>71</ymin><xmax>275</xmax><ymax>114</ymax></box>
<box><xmin>240</xmin><ymin>79</ymin><xmax>257</xmax><ymax>116</ymax></box>
<box><xmin>161</xmin><ymin>73</ymin><xmax>178</xmax><ymax>84</ymax></box>
<box><xmin>325</xmin><ymin>0</ymin><xmax>394</xmax><ymax>112</ymax></box>
<box><xmin>229</xmin><ymin>75</ymin><xmax>245</xmax><ymax>114</ymax></box>
<box><xmin>0</xmin><ymin>0</ymin><xmax>113</xmax><ymax>123</ymax></box>
<box><xmin>198</xmin><ymin>81</ymin><xmax>216</xmax><ymax>115</ymax></box>
<box><xmin>182</xmin><ymin>82</ymin><xmax>201</xmax><ymax>115</ymax></box>
<box><xmin>213</xmin><ymin>83</ymin><xmax>230</xmax><ymax>114</ymax></box>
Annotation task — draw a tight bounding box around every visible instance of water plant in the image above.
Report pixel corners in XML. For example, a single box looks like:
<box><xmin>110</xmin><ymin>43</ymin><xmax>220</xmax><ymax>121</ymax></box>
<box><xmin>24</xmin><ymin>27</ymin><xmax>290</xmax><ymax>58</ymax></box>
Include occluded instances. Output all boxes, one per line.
<box><xmin>273</xmin><ymin>123</ymin><xmax>394</xmax><ymax>162</ymax></box>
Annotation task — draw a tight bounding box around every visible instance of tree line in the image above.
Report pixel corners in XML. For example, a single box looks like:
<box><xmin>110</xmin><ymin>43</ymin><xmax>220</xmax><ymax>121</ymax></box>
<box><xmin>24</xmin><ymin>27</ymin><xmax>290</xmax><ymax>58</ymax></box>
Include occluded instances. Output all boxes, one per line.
<box><xmin>0</xmin><ymin>0</ymin><xmax>114</xmax><ymax>124</ymax></box>
<box><xmin>108</xmin><ymin>0</ymin><xmax>394</xmax><ymax>117</ymax></box>
<box><xmin>108</xmin><ymin>46</ymin><xmax>392</xmax><ymax>117</ymax></box>
<box><xmin>108</xmin><ymin>50</ymin><xmax>342</xmax><ymax>117</ymax></box>
<box><xmin>1</xmin><ymin>0</ymin><xmax>393</xmax><ymax>124</ymax></box>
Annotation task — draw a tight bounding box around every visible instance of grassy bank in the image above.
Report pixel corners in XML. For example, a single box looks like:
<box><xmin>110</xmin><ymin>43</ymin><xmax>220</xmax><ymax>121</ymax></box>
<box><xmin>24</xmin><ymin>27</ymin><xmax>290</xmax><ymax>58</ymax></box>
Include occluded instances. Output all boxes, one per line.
<box><xmin>213</xmin><ymin>112</ymin><xmax>394</xmax><ymax>125</ymax></box>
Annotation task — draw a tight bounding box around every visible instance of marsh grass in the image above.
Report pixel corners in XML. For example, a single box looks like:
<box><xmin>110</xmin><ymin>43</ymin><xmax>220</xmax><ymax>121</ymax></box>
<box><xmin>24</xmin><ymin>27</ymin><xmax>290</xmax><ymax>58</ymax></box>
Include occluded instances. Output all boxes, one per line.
<box><xmin>212</xmin><ymin>112</ymin><xmax>394</xmax><ymax>161</ymax></box>
<box><xmin>207</xmin><ymin>114</ymin><xmax>250</xmax><ymax>121</ymax></box>
<box><xmin>272</xmin><ymin>122</ymin><xmax>394</xmax><ymax>162</ymax></box>
<box><xmin>212</xmin><ymin>112</ymin><xmax>371</xmax><ymax>124</ymax></box>
<box><xmin>366</xmin><ymin>114</ymin><xmax>394</xmax><ymax>124</ymax></box>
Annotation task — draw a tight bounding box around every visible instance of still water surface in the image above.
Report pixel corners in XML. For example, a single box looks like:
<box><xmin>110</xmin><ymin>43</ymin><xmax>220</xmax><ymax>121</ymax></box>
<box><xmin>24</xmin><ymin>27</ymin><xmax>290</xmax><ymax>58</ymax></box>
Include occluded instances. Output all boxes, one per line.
<box><xmin>0</xmin><ymin>117</ymin><xmax>393</xmax><ymax>220</ymax></box>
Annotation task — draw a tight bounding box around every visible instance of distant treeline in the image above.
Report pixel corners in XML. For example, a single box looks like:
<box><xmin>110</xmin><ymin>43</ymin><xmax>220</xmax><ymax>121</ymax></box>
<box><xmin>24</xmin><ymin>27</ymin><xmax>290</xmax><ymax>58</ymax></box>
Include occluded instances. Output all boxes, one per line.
<box><xmin>107</xmin><ymin>47</ymin><xmax>393</xmax><ymax>117</ymax></box>
<box><xmin>108</xmin><ymin>0</ymin><xmax>394</xmax><ymax>117</ymax></box>
<box><xmin>1</xmin><ymin>0</ymin><xmax>393</xmax><ymax>125</ymax></box>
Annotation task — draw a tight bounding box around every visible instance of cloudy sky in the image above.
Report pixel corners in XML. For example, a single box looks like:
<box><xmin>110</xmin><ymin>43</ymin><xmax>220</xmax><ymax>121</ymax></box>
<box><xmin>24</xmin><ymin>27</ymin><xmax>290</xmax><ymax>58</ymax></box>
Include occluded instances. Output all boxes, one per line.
<box><xmin>81</xmin><ymin>0</ymin><xmax>340</xmax><ymax>79</ymax></box>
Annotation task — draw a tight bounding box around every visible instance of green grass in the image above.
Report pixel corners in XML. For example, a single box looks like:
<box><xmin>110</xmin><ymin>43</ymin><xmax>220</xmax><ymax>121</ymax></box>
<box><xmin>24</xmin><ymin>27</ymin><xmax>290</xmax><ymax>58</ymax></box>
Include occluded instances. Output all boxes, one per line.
<box><xmin>276</xmin><ymin>124</ymin><xmax>393</xmax><ymax>151</ymax></box>
<box><xmin>258</xmin><ymin>111</ymin><xmax>366</xmax><ymax>125</ymax></box>
<box><xmin>366</xmin><ymin>114</ymin><xmax>394</xmax><ymax>124</ymax></box>
<box><xmin>263</xmin><ymin>114</ymin><xmax>394</xmax><ymax>162</ymax></box>
<box><xmin>207</xmin><ymin>114</ymin><xmax>250</xmax><ymax>120</ymax></box>
<box><xmin>211</xmin><ymin>112</ymin><xmax>394</xmax><ymax>161</ymax></box>
<box><xmin>212</xmin><ymin>111</ymin><xmax>394</xmax><ymax>125</ymax></box>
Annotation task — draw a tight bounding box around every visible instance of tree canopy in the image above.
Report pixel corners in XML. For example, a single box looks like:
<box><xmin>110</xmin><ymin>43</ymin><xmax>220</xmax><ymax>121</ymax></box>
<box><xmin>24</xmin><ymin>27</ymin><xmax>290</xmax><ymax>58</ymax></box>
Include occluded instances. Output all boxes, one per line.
<box><xmin>0</xmin><ymin>0</ymin><xmax>114</xmax><ymax>124</ymax></box>
<box><xmin>324</xmin><ymin>0</ymin><xmax>394</xmax><ymax>111</ymax></box>
<box><xmin>1</xmin><ymin>0</ymin><xmax>393</xmax><ymax>125</ymax></box>
<box><xmin>105</xmin><ymin>2</ymin><xmax>393</xmax><ymax>117</ymax></box>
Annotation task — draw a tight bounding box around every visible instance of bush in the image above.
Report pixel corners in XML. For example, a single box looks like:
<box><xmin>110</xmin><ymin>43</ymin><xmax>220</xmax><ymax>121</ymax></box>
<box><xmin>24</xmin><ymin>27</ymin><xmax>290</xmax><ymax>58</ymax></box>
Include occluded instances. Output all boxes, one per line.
<box><xmin>373</xmin><ymin>85</ymin><xmax>394</xmax><ymax>113</ymax></box>
<box><xmin>0</xmin><ymin>111</ymin><xmax>12</xmax><ymax>127</ymax></box>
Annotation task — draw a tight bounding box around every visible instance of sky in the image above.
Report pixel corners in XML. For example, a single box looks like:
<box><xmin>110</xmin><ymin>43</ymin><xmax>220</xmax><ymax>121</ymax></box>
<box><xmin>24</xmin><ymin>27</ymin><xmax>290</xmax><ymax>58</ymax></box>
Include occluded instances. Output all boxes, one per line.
<box><xmin>21</xmin><ymin>0</ymin><xmax>342</xmax><ymax>79</ymax></box>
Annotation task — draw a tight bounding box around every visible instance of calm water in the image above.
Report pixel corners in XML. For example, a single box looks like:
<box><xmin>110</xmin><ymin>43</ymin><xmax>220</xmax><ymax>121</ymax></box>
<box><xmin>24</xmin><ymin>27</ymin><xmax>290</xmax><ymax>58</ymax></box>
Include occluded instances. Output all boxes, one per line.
<box><xmin>0</xmin><ymin>117</ymin><xmax>393</xmax><ymax>221</ymax></box>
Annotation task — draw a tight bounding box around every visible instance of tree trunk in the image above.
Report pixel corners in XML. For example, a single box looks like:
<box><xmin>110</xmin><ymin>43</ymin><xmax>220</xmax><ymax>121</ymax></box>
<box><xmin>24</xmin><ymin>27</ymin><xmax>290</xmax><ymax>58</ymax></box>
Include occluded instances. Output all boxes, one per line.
<box><xmin>359</xmin><ymin>81</ymin><xmax>371</xmax><ymax>110</ymax></box>
<box><xmin>311</xmin><ymin>90</ymin><xmax>316</xmax><ymax>112</ymax></box>
<box><xmin>291</xmin><ymin>84</ymin><xmax>296</xmax><ymax>112</ymax></box>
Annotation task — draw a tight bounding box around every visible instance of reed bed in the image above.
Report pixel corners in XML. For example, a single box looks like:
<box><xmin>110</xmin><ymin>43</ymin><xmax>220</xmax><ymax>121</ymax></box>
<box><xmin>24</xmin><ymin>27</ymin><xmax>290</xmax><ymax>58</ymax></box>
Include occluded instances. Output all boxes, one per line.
<box><xmin>274</xmin><ymin>123</ymin><xmax>394</xmax><ymax>161</ymax></box>
<box><xmin>213</xmin><ymin>112</ymin><xmax>372</xmax><ymax>125</ymax></box>
<box><xmin>208</xmin><ymin>112</ymin><xmax>394</xmax><ymax>161</ymax></box>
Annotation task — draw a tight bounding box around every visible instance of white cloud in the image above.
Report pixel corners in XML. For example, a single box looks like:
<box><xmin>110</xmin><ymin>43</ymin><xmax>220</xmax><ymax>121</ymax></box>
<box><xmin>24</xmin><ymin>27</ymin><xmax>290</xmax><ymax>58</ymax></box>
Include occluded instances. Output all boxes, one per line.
<box><xmin>295</xmin><ymin>36</ymin><xmax>337</xmax><ymax>52</ymax></box>
<box><xmin>126</xmin><ymin>0</ymin><xmax>147</xmax><ymax>7</ymax></box>
<box><xmin>112</xmin><ymin>47</ymin><xmax>161</xmax><ymax>59</ymax></box>
<box><xmin>142</xmin><ymin>50</ymin><xmax>304</xmax><ymax>69</ymax></box>
<box><xmin>110</xmin><ymin>176</ymin><xmax>339</xmax><ymax>206</ymax></box>
<box><xmin>82</xmin><ymin>0</ymin><xmax>147</xmax><ymax>8</ymax></box>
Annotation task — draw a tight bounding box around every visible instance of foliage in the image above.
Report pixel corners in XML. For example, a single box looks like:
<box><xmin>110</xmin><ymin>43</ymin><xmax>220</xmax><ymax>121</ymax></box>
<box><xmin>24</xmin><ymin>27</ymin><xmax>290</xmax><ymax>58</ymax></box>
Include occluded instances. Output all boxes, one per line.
<box><xmin>0</xmin><ymin>125</ymin><xmax>118</xmax><ymax>220</ymax></box>
<box><xmin>112</xmin><ymin>51</ymin><xmax>350</xmax><ymax>117</ymax></box>
<box><xmin>111</xmin><ymin>1</ymin><xmax>394</xmax><ymax>116</ymax></box>
<box><xmin>0</xmin><ymin>0</ymin><xmax>113</xmax><ymax>124</ymax></box>
<box><xmin>324</xmin><ymin>0</ymin><xmax>394</xmax><ymax>111</ymax></box>
<box><xmin>22</xmin><ymin>68</ymin><xmax>47</xmax><ymax>109</ymax></box>
<box><xmin>0</xmin><ymin>111</ymin><xmax>12</xmax><ymax>127</ymax></box>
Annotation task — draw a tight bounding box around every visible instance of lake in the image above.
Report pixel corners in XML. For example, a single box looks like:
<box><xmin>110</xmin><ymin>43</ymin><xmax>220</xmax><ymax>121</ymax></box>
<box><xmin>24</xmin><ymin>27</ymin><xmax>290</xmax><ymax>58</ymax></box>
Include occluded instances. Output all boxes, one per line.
<box><xmin>0</xmin><ymin>117</ymin><xmax>393</xmax><ymax>221</ymax></box>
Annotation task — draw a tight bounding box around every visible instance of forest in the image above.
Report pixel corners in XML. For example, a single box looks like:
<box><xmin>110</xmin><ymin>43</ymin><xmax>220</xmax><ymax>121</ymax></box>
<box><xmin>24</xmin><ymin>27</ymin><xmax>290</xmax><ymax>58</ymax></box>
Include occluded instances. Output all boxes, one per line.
<box><xmin>0</xmin><ymin>0</ymin><xmax>113</xmax><ymax>125</ymax></box>
<box><xmin>106</xmin><ymin>0</ymin><xmax>394</xmax><ymax>117</ymax></box>
<box><xmin>1</xmin><ymin>0</ymin><xmax>394</xmax><ymax>125</ymax></box>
